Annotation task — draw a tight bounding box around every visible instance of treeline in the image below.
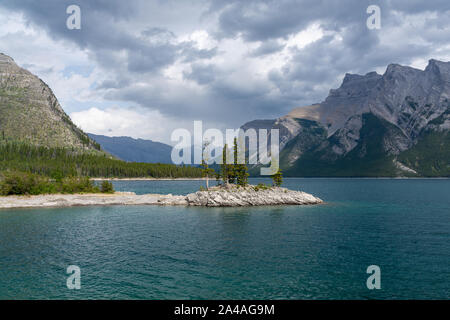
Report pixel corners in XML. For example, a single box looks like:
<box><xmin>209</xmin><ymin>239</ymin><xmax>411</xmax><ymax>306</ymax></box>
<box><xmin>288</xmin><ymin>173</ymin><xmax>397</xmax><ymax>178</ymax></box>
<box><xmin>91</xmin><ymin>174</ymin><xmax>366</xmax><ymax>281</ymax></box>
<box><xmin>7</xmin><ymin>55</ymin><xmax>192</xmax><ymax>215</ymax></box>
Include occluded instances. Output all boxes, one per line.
<box><xmin>0</xmin><ymin>141</ymin><xmax>202</xmax><ymax>178</ymax></box>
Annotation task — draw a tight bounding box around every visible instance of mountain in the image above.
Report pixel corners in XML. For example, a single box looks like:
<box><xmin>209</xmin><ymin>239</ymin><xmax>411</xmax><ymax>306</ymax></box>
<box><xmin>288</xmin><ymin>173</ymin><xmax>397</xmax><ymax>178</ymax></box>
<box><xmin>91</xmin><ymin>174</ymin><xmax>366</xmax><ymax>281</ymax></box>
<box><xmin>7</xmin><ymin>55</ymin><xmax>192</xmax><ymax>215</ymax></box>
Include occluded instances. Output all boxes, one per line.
<box><xmin>0</xmin><ymin>53</ymin><xmax>100</xmax><ymax>151</ymax></box>
<box><xmin>242</xmin><ymin>59</ymin><xmax>450</xmax><ymax>177</ymax></box>
<box><xmin>0</xmin><ymin>53</ymin><xmax>202</xmax><ymax>178</ymax></box>
<box><xmin>88</xmin><ymin>133</ymin><xmax>174</xmax><ymax>163</ymax></box>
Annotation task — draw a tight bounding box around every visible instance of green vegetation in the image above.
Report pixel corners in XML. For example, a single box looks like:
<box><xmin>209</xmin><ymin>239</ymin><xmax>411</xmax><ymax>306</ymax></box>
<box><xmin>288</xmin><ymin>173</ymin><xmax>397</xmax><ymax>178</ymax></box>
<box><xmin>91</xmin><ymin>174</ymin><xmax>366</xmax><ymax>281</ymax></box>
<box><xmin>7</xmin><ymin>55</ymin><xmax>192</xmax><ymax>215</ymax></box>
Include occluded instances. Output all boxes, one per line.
<box><xmin>0</xmin><ymin>171</ymin><xmax>114</xmax><ymax>196</ymax></box>
<box><xmin>254</xmin><ymin>183</ymin><xmax>271</xmax><ymax>191</ymax></box>
<box><xmin>218</xmin><ymin>138</ymin><xmax>249</xmax><ymax>187</ymax></box>
<box><xmin>0</xmin><ymin>141</ymin><xmax>203</xmax><ymax>179</ymax></box>
<box><xmin>200</xmin><ymin>140</ymin><xmax>216</xmax><ymax>189</ymax></box>
<box><xmin>272</xmin><ymin>168</ymin><xmax>283</xmax><ymax>186</ymax></box>
<box><xmin>234</xmin><ymin>138</ymin><xmax>249</xmax><ymax>187</ymax></box>
<box><xmin>0</xmin><ymin>171</ymin><xmax>56</xmax><ymax>195</ymax></box>
<box><xmin>200</xmin><ymin>160</ymin><xmax>215</xmax><ymax>189</ymax></box>
<box><xmin>398</xmin><ymin>129</ymin><xmax>450</xmax><ymax>177</ymax></box>
<box><xmin>0</xmin><ymin>72</ymin><xmax>100</xmax><ymax>150</ymax></box>
<box><xmin>220</xmin><ymin>143</ymin><xmax>231</xmax><ymax>184</ymax></box>
<box><xmin>100</xmin><ymin>180</ymin><xmax>115</xmax><ymax>194</ymax></box>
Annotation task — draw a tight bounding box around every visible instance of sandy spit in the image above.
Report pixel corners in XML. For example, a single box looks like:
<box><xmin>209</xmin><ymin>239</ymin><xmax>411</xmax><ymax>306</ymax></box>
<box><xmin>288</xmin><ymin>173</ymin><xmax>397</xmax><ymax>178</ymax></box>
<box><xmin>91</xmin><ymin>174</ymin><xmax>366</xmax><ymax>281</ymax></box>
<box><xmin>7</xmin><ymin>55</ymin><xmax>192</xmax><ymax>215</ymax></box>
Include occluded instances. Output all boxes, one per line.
<box><xmin>0</xmin><ymin>192</ymin><xmax>187</xmax><ymax>209</ymax></box>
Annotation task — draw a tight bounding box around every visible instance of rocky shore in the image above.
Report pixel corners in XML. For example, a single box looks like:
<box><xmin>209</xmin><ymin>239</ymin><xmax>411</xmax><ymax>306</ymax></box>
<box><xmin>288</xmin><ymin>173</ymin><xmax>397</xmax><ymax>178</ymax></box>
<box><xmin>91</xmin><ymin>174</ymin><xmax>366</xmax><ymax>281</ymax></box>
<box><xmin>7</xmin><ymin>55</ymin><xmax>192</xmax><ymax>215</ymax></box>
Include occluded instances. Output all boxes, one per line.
<box><xmin>185</xmin><ymin>185</ymin><xmax>322</xmax><ymax>206</ymax></box>
<box><xmin>0</xmin><ymin>186</ymin><xmax>322</xmax><ymax>209</ymax></box>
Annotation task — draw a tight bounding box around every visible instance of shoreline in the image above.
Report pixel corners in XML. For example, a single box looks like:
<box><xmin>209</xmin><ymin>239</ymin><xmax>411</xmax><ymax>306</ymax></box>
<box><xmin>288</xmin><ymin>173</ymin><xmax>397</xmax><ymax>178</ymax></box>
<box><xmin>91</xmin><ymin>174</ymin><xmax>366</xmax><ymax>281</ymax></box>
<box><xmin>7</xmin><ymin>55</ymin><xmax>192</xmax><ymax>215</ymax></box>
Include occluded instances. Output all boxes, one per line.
<box><xmin>91</xmin><ymin>177</ymin><xmax>206</xmax><ymax>181</ymax></box>
<box><xmin>0</xmin><ymin>187</ymin><xmax>323</xmax><ymax>209</ymax></box>
<box><xmin>0</xmin><ymin>192</ymin><xmax>182</xmax><ymax>209</ymax></box>
<box><xmin>90</xmin><ymin>177</ymin><xmax>450</xmax><ymax>181</ymax></box>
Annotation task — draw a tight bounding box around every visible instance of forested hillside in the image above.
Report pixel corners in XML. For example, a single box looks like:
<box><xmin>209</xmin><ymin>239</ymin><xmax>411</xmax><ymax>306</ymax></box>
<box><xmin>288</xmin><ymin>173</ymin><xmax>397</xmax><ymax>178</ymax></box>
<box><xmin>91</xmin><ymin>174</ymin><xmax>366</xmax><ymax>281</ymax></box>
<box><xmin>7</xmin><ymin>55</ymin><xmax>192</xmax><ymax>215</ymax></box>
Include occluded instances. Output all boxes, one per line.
<box><xmin>0</xmin><ymin>141</ymin><xmax>202</xmax><ymax>178</ymax></box>
<box><xmin>0</xmin><ymin>53</ymin><xmax>202</xmax><ymax>181</ymax></box>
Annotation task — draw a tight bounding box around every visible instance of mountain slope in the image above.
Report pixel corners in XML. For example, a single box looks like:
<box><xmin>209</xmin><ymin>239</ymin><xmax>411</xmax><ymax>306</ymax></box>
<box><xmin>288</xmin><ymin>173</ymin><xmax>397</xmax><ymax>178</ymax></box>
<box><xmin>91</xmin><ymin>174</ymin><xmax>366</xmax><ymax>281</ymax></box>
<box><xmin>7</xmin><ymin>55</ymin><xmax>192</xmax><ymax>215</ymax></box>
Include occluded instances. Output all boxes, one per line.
<box><xmin>398</xmin><ymin>109</ymin><xmax>450</xmax><ymax>176</ymax></box>
<box><xmin>88</xmin><ymin>133</ymin><xmax>173</xmax><ymax>163</ymax></box>
<box><xmin>283</xmin><ymin>114</ymin><xmax>404</xmax><ymax>176</ymax></box>
<box><xmin>243</xmin><ymin>59</ymin><xmax>450</xmax><ymax>177</ymax></box>
<box><xmin>0</xmin><ymin>53</ymin><xmax>99</xmax><ymax>150</ymax></box>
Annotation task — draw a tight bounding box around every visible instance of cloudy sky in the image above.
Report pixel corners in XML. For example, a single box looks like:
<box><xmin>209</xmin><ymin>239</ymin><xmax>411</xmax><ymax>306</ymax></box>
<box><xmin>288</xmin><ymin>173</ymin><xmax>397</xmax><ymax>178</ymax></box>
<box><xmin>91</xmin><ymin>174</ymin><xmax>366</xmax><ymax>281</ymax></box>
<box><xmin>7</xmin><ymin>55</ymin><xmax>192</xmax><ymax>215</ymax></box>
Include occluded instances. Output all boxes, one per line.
<box><xmin>1</xmin><ymin>0</ymin><xmax>450</xmax><ymax>144</ymax></box>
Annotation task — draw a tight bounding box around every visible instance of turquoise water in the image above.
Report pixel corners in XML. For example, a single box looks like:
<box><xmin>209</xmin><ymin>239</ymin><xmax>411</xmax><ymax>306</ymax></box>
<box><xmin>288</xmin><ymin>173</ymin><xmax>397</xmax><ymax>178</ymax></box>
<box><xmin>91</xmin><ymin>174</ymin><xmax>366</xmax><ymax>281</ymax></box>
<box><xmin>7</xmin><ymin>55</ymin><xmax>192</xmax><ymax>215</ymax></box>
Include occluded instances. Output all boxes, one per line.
<box><xmin>0</xmin><ymin>178</ymin><xmax>449</xmax><ymax>299</ymax></box>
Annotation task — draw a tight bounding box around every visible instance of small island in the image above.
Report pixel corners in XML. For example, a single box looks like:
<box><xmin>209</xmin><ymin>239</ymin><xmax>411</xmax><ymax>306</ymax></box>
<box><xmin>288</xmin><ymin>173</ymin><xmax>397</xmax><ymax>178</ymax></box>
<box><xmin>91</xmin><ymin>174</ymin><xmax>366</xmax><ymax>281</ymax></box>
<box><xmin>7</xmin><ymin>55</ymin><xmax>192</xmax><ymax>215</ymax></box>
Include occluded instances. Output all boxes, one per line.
<box><xmin>0</xmin><ymin>184</ymin><xmax>322</xmax><ymax>209</ymax></box>
<box><xmin>184</xmin><ymin>184</ymin><xmax>322</xmax><ymax>206</ymax></box>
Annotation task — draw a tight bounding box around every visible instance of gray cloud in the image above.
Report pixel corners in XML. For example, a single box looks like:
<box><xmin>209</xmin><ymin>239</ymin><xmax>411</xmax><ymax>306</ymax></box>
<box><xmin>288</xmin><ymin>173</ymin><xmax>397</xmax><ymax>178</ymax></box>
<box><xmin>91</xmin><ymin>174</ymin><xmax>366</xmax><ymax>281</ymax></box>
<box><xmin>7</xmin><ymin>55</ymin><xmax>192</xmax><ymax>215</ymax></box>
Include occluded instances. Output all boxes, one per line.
<box><xmin>2</xmin><ymin>0</ymin><xmax>450</xmax><ymax>132</ymax></box>
<box><xmin>249</xmin><ymin>40</ymin><xmax>285</xmax><ymax>57</ymax></box>
<box><xmin>213</xmin><ymin>0</ymin><xmax>370</xmax><ymax>41</ymax></box>
<box><xmin>183</xmin><ymin>64</ymin><xmax>217</xmax><ymax>85</ymax></box>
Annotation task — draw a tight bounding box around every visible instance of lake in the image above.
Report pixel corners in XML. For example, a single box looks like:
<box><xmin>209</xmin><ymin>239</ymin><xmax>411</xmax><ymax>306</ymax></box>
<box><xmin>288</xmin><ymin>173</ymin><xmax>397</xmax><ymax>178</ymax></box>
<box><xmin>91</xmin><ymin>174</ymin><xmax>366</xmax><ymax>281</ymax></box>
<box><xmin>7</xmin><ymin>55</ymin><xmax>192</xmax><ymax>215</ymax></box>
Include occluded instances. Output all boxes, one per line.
<box><xmin>0</xmin><ymin>178</ymin><xmax>449</xmax><ymax>299</ymax></box>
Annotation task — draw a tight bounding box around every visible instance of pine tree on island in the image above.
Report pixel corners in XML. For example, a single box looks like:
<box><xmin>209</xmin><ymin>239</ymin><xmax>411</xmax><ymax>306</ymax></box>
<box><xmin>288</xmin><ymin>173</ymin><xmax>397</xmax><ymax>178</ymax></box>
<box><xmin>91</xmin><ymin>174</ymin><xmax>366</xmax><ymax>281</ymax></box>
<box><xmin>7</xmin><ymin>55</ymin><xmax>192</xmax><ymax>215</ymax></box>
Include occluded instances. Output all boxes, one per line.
<box><xmin>272</xmin><ymin>168</ymin><xmax>283</xmax><ymax>187</ymax></box>
<box><xmin>233</xmin><ymin>137</ymin><xmax>249</xmax><ymax>187</ymax></box>
<box><xmin>221</xmin><ymin>143</ymin><xmax>229</xmax><ymax>185</ymax></box>
<box><xmin>200</xmin><ymin>140</ymin><xmax>216</xmax><ymax>190</ymax></box>
<box><xmin>227</xmin><ymin>140</ymin><xmax>237</xmax><ymax>184</ymax></box>
<box><xmin>200</xmin><ymin>160</ymin><xmax>215</xmax><ymax>189</ymax></box>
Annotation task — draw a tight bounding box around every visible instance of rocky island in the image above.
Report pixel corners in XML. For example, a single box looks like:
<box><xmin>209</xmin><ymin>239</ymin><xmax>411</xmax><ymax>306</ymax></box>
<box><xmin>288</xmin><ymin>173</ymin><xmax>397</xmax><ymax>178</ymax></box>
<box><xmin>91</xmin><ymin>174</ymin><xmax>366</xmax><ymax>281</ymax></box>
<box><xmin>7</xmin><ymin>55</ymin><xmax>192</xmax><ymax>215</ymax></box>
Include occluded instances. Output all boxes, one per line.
<box><xmin>184</xmin><ymin>185</ymin><xmax>322</xmax><ymax>207</ymax></box>
<box><xmin>0</xmin><ymin>185</ymin><xmax>322</xmax><ymax>209</ymax></box>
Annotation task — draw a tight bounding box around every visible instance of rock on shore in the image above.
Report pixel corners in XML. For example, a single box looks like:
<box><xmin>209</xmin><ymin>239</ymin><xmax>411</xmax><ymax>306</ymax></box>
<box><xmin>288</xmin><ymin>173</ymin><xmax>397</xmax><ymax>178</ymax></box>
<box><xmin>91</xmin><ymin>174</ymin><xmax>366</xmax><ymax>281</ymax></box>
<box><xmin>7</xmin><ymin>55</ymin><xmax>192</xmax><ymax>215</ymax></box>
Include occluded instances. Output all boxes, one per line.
<box><xmin>0</xmin><ymin>186</ymin><xmax>322</xmax><ymax>209</ymax></box>
<box><xmin>185</xmin><ymin>185</ymin><xmax>322</xmax><ymax>207</ymax></box>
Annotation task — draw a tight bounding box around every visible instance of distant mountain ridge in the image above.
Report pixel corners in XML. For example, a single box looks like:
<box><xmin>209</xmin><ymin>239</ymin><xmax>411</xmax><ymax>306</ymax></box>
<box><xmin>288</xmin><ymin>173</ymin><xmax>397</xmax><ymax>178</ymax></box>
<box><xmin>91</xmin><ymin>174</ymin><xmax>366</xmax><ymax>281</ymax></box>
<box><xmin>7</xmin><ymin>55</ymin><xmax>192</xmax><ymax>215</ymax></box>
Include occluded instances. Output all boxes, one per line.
<box><xmin>88</xmin><ymin>133</ymin><xmax>173</xmax><ymax>163</ymax></box>
<box><xmin>242</xmin><ymin>59</ymin><xmax>450</xmax><ymax>177</ymax></box>
<box><xmin>0</xmin><ymin>53</ymin><xmax>100</xmax><ymax>151</ymax></box>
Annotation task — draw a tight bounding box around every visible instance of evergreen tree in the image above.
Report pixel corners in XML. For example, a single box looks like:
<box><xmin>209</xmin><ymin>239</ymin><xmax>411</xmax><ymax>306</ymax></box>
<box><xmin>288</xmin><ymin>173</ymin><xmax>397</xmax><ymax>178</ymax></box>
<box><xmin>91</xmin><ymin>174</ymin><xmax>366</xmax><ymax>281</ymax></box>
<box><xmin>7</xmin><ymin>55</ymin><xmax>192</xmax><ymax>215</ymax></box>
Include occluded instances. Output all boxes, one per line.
<box><xmin>226</xmin><ymin>138</ymin><xmax>238</xmax><ymax>184</ymax></box>
<box><xmin>233</xmin><ymin>137</ymin><xmax>249</xmax><ymax>186</ymax></box>
<box><xmin>215</xmin><ymin>171</ymin><xmax>222</xmax><ymax>185</ymax></box>
<box><xmin>221</xmin><ymin>143</ymin><xmax>229</xmax><ymax>185</ymax></box>
<box><xmin>236</xmin><ymin>164</ymin><xmax>249</xmax><ymax>186</ymax></box>
<box><xmin>100</xmin><ymin>180</ymin><xmax>115</xmax><ymax>193</ymax></box>
<box><xmin>0</xmin><ymin>141</ymin><xmax>203</xmax><ymax>179</ymax></box>
<box><xmin>200</xmin><ymin>160</ymin><xmax>215</xmax><ymax>189</ymax></box>
<box><xmin>201</xmin><ymin>140</ymin><xmax>215</xmax><ymax>189</ymax></box>
<box><xmin>272</xmin><ymin>168</ymin><xmax>283</xmax><ymax>187</ymax></box>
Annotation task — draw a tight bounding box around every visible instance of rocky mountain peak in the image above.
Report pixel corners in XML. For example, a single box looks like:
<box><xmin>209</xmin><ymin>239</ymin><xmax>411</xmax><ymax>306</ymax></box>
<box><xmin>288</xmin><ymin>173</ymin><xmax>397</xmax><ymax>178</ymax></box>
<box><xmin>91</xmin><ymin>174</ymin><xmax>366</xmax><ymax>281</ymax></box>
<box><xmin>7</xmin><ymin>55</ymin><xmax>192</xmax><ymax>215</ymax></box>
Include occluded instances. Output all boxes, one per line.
<box><xmin>427</xmin><ymin>58</ymin><xmax>450</xmax><ymax>69</ymax></box>
<box><xmin>242</xmin><ymin>59</ymin><xmax>450</xmax><ymax>177</ymax></box>
<box><xmin>317</xmin><ymin>59</ymin><xmax>450</xmax><ymax>137</ymax></box>
<box><xmin>0</xmin><ymin>53</ymin><xmax>15</xmax><ymax>64</ymax></box>
<box><xmin>341</xmin><ymin>71</ymin><xmax>381</xmax><ymax>86</ymax></box>
<box><xmin>342</xmin><ymin>73</ymin><xmax>363</xmax><ymax>84</ymax></box>
<box><xmin>383</xmin><ymin>63</ymin><xmax>422</xmax><ymax>83</ymax></box>
<box><xmin>425</xmin><ymin>59</ymin><xmax>450</xmax><ymax>83</ymax></box>
<box><xmin>0</xmin><ymin>53</ymin><xmax>100</xmax><ymax>151</ymax></box>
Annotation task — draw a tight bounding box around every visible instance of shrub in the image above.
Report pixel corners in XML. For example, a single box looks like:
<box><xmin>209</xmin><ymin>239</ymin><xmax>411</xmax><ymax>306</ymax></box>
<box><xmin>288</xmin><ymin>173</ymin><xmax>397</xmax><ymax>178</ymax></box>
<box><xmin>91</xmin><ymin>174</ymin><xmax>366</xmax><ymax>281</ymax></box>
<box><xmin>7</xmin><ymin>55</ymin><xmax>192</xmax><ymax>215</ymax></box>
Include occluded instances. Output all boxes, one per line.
<box><xmin>60</xmin><ymin>176</ymin><xmax>99</xmax><ymax>194</ymax></box>
<box><xmin>100</xmin><ymin>180</ymin><xmax>115</xmax><ymax>193</ymax></box>
<box><xmin>254</xmin><ymin>183</ymin><xmax>270</xmax><ymax>192</ymax></box>
<box><xmin>0</xmin><ymin>171</ymin><xmax>114</xmax><ymax>196</ymax></box>
<box><xmin>0</xmin><ymin>171</ymin><xmax>56</xmax><ymax>195</ymax></box>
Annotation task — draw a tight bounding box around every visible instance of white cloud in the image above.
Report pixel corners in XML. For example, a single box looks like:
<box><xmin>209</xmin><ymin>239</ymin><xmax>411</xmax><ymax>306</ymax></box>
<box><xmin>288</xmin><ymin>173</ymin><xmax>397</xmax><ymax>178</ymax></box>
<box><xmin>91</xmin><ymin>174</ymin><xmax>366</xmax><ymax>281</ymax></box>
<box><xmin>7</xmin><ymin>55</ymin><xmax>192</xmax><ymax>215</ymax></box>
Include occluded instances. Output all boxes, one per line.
<box><xmin>284</xmin><ymin>23</ymin><xmax>324</xmax><ymax>49</ymax></box>
<box><xmin>71</xmin><ymin>107</ymin><xmax>165</xmax><ymax>141</ymax></box>
<box><xmin>70</xmin><ymin>106</ymin><xmax>216</xmax><ymax>145</ymax></box>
